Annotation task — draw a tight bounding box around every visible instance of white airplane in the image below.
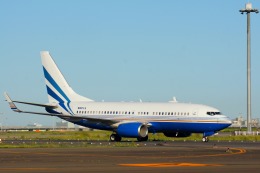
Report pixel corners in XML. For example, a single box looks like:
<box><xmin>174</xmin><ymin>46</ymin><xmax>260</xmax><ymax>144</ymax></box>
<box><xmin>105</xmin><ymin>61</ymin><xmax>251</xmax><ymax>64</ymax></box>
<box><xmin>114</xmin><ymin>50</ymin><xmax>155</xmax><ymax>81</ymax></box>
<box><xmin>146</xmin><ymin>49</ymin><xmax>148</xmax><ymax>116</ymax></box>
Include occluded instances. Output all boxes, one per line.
<box><xmin>4</xmin><ymin>51</ymin><xmax>231</xmax><ymax>142</ymax></box>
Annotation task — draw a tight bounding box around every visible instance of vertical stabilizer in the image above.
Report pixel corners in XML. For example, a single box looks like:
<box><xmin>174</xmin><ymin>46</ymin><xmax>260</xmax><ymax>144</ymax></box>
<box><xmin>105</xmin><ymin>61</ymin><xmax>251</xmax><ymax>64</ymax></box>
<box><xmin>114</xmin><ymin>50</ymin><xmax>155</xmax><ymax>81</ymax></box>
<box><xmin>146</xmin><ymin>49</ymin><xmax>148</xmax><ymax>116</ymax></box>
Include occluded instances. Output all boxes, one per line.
<box><xmin>40</xmin><ymin>51</ymin><xmax>93</xmax><ymax>104</ymax></box>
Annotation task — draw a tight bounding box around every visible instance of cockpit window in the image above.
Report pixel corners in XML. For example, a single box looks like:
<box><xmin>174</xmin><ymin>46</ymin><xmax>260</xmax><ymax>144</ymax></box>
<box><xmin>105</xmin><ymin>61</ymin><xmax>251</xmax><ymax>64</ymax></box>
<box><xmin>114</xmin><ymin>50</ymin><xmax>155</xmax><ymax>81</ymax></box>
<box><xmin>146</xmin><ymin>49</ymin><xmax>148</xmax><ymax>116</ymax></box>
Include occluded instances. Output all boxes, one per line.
<box><xmin>207</xmin><ymin>112</ymin><xmax>221</xmax><ymax>116</ymax></box>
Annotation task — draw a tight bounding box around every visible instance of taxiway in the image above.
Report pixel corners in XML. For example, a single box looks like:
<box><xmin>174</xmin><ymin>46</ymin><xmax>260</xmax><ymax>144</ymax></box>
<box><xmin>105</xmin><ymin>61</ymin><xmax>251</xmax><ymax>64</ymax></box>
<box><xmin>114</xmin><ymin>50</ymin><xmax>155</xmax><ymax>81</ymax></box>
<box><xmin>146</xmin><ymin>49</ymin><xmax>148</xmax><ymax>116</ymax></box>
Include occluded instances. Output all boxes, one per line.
<box><xmin>0</xmin><ymin>141</ymin><xmax>259</xmax><ymax>173</ymax></box>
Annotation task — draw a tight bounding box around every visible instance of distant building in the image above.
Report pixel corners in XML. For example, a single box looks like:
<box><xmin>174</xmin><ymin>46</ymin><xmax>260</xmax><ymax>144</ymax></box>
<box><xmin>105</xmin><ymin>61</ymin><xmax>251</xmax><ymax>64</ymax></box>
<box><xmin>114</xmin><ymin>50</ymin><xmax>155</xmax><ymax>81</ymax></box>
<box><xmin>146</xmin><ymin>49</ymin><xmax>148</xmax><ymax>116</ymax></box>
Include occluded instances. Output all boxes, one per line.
<box><xmin>27</xmin><ymin>123</ymin><xmax>42</xmax><ymax>128</ymax></box>
<box><xmin>231</xmin><ymin>115</ymin><xmax>246</xmax><ymax>128</ymax></box>
<box><xmin>251</xmin><ymin>118</ymin><xmax>259</xmax><ymax>128</ymax></box>
<box><xmin>56</xmin><ymin>120</ymin><xmax>75</xmax><ymax>129</ymax></box>
<box><xmin>231</xmin><ymin>115</ymin><xmax>259</xmax><ymax>128</ymax></box>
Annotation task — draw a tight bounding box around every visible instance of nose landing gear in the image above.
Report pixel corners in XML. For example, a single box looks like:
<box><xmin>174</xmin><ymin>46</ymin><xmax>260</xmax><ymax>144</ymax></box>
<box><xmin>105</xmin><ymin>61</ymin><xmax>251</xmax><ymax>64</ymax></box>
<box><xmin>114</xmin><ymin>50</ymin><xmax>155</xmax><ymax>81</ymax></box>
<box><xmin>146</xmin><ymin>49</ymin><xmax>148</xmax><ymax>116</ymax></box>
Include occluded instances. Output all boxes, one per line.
<box><xmin>202</xmin><ymin>137</ymin><xmax>209</xmax><ymax>142</ymax></box>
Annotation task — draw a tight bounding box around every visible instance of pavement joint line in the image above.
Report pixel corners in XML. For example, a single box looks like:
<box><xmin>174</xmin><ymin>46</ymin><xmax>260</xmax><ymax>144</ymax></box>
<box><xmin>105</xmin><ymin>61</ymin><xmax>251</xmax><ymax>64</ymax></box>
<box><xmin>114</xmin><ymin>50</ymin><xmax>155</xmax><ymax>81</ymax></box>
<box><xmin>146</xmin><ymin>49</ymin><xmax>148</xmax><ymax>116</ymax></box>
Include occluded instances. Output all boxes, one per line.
<box><xmin>119</xmin><ymin>162</ymin><xmax>224</xmax><ymax>167</ymax></box>
<box><xmin>118</xmin><ymin>147</ymin><xmax>246</xmax><ymax>167</ymax></box>
<box><xmin>0</xmin><ymin>168</ymin><xmax>57</xmax><ymax>171</ymax></box>
<box><xmin>0</xmin><ymin>147</ymin><xmax>246</xmax><ymax>159</ymax></box>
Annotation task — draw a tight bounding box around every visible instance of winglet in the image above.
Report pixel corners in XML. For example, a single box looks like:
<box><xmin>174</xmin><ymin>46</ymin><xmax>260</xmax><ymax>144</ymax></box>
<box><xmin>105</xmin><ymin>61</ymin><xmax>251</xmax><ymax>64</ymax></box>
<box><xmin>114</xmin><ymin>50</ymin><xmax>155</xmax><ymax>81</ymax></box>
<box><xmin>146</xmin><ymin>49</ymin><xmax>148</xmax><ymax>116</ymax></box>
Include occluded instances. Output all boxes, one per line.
<box><xmin>4</xmin><ymin>92</ymin><xmax>22</xmax><ymax>112</ymax></box>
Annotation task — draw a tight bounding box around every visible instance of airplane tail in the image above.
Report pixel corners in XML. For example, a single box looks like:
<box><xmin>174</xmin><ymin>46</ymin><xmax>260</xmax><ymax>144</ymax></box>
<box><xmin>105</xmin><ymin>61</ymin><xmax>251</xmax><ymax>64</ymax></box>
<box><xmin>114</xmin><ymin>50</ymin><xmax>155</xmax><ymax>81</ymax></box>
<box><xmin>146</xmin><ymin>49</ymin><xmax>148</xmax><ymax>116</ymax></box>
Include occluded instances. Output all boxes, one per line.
<box><xmin>41</xmin><ymin>51</ymin><xmax>93</xmax><ymax>105</ymax></box>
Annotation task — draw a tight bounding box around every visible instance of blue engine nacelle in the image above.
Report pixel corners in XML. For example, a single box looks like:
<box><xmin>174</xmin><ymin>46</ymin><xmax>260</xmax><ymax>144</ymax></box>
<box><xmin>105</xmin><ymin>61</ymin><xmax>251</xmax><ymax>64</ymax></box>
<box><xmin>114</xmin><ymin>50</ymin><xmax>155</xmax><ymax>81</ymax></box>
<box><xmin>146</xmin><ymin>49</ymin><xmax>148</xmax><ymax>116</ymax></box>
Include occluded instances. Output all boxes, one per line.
<box><xmin>117</xmin><ymin>123</ymin><xmax>148</xmax><ymax>138</ymax></box>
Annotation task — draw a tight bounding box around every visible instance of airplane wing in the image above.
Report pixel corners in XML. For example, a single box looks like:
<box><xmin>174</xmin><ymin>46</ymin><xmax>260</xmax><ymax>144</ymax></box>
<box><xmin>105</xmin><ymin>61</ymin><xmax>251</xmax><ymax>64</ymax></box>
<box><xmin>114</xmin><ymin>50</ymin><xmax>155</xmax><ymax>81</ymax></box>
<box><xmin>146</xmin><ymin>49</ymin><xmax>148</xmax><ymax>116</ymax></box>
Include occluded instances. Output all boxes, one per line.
<box><xmin>4</xmin><ymin>92</ymin><xmax>57</xmax><ymax>109</ymax></box>
<box><xmin>4</xmin><ymin>92</ymin><xmax>118</xmax><ymax>126</ymax></box>
<box><xmin>4</xmin><ymin>92</ymin><xmax>69</xmax><ymax>117</ymax></box>
<box><xmin>11</xmin><ymin>100</ymin><xmax>58</xmax><ymax>109</ymax></box>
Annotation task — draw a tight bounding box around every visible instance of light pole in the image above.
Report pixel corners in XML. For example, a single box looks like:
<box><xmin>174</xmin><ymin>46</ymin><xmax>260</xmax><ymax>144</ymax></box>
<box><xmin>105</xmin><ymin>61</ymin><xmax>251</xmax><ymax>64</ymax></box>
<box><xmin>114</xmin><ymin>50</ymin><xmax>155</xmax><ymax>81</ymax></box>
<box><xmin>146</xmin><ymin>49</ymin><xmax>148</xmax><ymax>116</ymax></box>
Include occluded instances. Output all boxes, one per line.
<box><xmin>0</xmin><ymin>113</ymin><xmax>3</xmax><ymax>131</ymax></box>
<box><xmin>239</xmin><ymin>3</ymin><xmax>258</xmax><ymax>133</ymax></box>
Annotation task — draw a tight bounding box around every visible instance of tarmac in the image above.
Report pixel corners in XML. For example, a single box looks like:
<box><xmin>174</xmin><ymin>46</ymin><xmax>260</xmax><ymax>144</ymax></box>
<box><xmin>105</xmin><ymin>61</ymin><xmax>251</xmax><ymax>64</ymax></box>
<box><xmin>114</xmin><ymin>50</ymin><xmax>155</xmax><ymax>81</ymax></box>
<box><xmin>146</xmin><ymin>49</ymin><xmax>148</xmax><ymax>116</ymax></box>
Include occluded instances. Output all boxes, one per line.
<box><xmin>0</xmin><ymin>141</ymin><xmax>260</xmax><ymax>173</ymax></box>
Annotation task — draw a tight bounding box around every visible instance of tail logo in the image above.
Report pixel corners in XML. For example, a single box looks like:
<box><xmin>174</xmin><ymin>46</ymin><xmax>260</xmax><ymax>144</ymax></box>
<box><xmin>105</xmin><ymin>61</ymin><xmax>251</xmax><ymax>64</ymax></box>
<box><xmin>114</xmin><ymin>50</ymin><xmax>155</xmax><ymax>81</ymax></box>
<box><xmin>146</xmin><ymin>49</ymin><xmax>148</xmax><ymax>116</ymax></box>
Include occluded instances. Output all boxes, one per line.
<box><xmin>43</xmin><ymin>66</ymin><xmax>74</xmax><ymax>115</ymax></box>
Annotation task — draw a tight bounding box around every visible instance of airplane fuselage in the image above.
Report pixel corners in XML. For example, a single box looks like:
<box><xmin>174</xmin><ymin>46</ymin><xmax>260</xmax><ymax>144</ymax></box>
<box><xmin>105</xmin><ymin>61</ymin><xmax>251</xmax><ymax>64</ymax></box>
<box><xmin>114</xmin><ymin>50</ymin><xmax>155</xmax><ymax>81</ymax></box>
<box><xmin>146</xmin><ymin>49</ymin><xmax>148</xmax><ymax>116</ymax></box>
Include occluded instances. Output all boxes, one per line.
<box><xmin>53</xmin><ymin>101</ymin><xmax>231</xmax><ymax>135</ymax></box>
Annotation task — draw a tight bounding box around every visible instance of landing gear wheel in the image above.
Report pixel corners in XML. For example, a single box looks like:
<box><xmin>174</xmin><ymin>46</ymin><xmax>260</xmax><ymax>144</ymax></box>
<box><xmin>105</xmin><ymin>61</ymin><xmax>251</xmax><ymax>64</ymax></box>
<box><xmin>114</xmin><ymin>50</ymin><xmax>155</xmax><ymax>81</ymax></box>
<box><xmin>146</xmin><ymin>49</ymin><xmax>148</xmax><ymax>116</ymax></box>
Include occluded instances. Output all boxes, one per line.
<box><xmin>110</xmin><ymin>134</ymin><xmax>116</xmax><ymax>141</ymax></box>
<box><xmin>110</xmin><ymin>134</ymin><xmax>122</xmax><ymax>142</ymax></box>
<box><xmin>137</xmin><ymin>135</ymin><xmax>148</xmax><ymax>142</ymax></box>
<box><xmin>202</xmin><ymin>137</ymin><xmax>209</xmax><ymax>142</ymax></box>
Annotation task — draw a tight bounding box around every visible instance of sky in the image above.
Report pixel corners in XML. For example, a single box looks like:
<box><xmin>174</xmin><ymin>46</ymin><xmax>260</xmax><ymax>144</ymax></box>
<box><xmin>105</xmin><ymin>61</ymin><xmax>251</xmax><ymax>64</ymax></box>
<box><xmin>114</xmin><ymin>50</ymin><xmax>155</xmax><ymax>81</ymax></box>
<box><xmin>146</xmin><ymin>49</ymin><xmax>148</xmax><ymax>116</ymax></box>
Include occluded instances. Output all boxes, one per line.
<box><xmin>1</xmin><ymin>0</ymin><xmax>260</xmax><ymax>126</ymax></box>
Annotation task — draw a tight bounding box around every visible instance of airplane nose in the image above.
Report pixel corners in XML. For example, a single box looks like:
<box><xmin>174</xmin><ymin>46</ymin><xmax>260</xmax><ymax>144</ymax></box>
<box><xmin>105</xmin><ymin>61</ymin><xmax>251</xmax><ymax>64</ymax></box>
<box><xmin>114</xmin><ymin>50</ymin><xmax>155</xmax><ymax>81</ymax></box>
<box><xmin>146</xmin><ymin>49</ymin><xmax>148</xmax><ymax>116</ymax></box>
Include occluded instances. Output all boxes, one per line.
<box><xmin>221</xmin><ymin>116</ymin><xmax>232</xmax><ymax>125</ymax></box>
<box><xmin>216</xmin><ymin>115</ymin><xmax>232</xmax><ymax>124</ymax></box>
<box><xmin>226</xmin><ymin>118</ymin><xmax>232</xmax><ymax>125</ymax></box>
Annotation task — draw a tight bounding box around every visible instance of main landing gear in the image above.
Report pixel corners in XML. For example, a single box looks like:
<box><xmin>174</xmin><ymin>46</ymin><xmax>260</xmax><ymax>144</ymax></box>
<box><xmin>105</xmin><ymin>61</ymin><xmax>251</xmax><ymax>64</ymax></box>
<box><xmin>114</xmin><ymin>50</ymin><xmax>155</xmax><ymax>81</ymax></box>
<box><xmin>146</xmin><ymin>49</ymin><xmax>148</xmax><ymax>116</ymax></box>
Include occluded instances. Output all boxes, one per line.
<box><xmin>202</xmin><ymin>137</ymin><xmax>209</xmax><ymax>142</ymax></box>
<box><xmin>110</xmin><ymin>133</ymin><xmax>149</xmax><ymax>142</ymax></box>
<box><xmin>137</xmin><ymin>135</ymin><xmax>148</xmax><ymax>142</ymax></box>
<box><xmin>110</xmin><ymin>133</ymin><xmax>122</xmax><ymax>142</ymax></box>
